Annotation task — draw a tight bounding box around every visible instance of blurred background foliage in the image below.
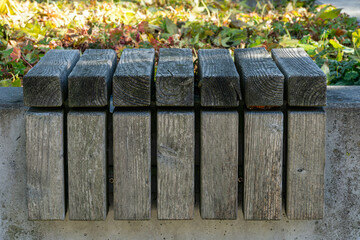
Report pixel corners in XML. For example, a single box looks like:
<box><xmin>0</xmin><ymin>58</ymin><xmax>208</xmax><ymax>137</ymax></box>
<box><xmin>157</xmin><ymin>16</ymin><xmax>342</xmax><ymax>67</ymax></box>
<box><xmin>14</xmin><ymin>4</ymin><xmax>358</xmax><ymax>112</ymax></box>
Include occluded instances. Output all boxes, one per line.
<box><xmin>0</xmin><ymin>0</ymin><xmax>359</xmax><ymax>86</ymax></box>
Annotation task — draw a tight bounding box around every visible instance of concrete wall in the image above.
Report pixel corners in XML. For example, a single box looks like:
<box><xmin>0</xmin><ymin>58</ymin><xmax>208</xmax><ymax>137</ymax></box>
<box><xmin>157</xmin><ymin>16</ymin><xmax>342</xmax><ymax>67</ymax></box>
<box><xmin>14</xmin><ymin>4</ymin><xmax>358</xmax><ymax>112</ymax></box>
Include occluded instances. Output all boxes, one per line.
<box><xmin>0</xmin><ymin>86</ymin><xmax>359</xmax><ymax>240</ymax></box>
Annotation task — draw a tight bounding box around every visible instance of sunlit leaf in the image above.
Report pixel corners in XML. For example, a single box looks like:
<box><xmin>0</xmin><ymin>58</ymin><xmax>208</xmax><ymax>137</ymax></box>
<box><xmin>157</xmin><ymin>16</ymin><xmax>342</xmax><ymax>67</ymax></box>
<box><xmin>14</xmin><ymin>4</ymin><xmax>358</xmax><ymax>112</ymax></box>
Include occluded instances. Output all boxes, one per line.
<box><xmin>0</xmin><ymin>78</ymin><xmax>11</xmax><ymax>87</ymax></box>
<box><xmin>352</xmin><ymin>29</ymin><xmax>360</xmax><ymax>48</ymax></box>
<box><xmin>316</xmin><ymin>6</ymin><xmax>342</xmax><ymax>20</ymax></box>
<box><xmin>0</xmin><ymin>0</ymin><xmax>20</xmax><ymax>15</ymax></box>
<box><xmin>321</xmin><ymin>61</ymin><xmax>331</xmax><ymax>81</ymax></box>
<box><xmin>279</xmin><ymin>36</ymin><xmax>299</xmax><ymax>47</ymax></box>
<box><xmin>329</xmin><ymin>39</ymin><xmax>343</xmax><ymax>49</ymax></box>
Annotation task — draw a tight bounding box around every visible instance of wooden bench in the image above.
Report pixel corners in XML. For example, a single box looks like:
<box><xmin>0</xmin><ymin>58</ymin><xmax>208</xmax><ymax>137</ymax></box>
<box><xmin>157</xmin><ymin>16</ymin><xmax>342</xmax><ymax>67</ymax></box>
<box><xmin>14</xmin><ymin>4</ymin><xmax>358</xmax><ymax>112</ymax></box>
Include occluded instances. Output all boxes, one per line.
<box><xmin>24</xmin><ymin>47</ymin><xmax>326</xmax><ymax>221</ymax></box>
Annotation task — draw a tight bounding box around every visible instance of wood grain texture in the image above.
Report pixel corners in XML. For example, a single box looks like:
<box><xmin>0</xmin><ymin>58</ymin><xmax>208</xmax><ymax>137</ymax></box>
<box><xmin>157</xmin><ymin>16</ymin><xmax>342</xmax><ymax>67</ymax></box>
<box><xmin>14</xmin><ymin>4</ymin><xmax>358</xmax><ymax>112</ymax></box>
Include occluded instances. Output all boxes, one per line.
<box><xmin>287</xmin><ymin>109</ymin><xmax>325</xmax><ymax>220</ymax></box>
<box><xmin>67</xmin><ymin>111</ymin><xmax>107</xmax><ymax>220</ymax></box>
<box><xmin>23</xmin><ymin>50</ymin><xmax>80</xmax><ymax>107</ymax></box>
<box><xmin>157</xmin><ymin>111</ymin><xmax>194</xmax><ymax>219</ymax></box>
<box><xmin>271</xmin><ymin>48</ymin><xmax>327</xmax><ymax>107</ymax></box>
<box><xmin>156</xmin><ymin>48</ymin><xmax>194</xmax><ymax>106</ymax></box>
<box><xmin>113</xmin><ymin>111</ymin><xmax>151</xmax><ymax>220</ymax></box>
<box><xmin>25</xmin><ymin>109</ymin><xmax>64</xmax><ymax>220</ymax></box>
<box><xmin>200</xmin><ymin>111</ymin><xmax>238</xmax><ymax>219</ymax></box>
<box><xmin>198</xmin><ymin>49</ymin><xmax>241</xmax><ymax>107</ymax></box>
<box><xmin>68</xmin><ymin>49</ymin><xmax>117</xmax><ymax>107</ymax></box>
<box><xmin>113</xmin><ymin>48</ymin><xmax>155</xmax><ymax>107</ymax></box>
<box><xmin>244</xmin><ymin>111</ymin><xmax>283</xmax><ymax>220</ymax></box>
<box><xmin>234</xmin><ymin>48</ymin><xmax>284</xmax><ymax>107</ymax></box>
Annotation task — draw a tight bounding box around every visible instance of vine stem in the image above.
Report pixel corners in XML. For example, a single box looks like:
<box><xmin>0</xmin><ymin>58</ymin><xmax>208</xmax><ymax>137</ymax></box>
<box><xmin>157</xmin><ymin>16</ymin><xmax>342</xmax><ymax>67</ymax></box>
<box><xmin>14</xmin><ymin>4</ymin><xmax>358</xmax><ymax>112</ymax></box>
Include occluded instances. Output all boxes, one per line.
<box><xmin>21</xmin><ymin>53</ymin><xmax>33</xmax><ymax>68</ymax></box>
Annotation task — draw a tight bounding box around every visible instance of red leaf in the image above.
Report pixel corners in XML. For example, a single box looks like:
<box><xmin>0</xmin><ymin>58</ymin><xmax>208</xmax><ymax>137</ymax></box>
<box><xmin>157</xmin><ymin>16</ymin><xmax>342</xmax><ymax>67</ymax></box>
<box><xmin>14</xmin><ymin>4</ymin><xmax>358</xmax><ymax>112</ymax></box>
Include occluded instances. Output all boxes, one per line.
<box><xmin>150</xmin><ymin>38</ymin><xmax>158</xmax><ymax>48</ymax></box>
<box><xmin>109</xmin><ymin>27</ymin><xmax>123</xmax><ymax>42</ymax></box>
<box><xmin>168</xmin><ymin>36</ymin><xmax>174</xmax><ymax>45</ymax></box>
<box><xmin>10</xmin><ymin>48</ymin><xmax>21</xmax><ymax>62</ymax></box>
<box><xmin>138</xmin><ymin>21</ymin><xmax>149</xmax><ymax>33</ymax></box>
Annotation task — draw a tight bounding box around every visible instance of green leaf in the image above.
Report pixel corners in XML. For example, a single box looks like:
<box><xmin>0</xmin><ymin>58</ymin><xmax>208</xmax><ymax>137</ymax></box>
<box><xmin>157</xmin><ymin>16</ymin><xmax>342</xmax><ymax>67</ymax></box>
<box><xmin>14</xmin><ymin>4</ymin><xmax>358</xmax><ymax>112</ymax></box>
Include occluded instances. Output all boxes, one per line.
<box><xmin>316</xmin><ymin>6</ymin><xmax>342</xmax><ymax>20</ymax></box>
<box><xmin>0</xmin><ymin>48</ymin><xmax>13</xmax><ymax>58</ymax></box>
<box><xmin>297</xmin><ymin>43</ymin><xmax>317</xmax><ymax>56</ymax></box>
<box><xmin>221</xmin><ymin>37</ymin><xmax>231</xmax><ymax>47</ymax></box>
<box><xmin>160</xmin><ymin>33</ymin><xmax>172</xmax><ymax>40</ymax></box>
<box><xmin>212</xmin><ymin>35</ymin><xmax>221</xmax><ymax>47</ymax></box>
<box><xmin>344</xmin><ymin>71</ymin><xmax>359</xmax><ymax>81</ymax></box>
<box><xmin>0</xmin><ymin>39</ymin><xmax>7</xmax><ymax>51</ymax></box>
<box><xmin>23</xmin><ymin>44</ymin><xmax>34</xmax><ymax>51</ymax></box>
<box><xmin>165</xmin><ymin>17</ymin><xmax>178</xmax><ymax>35</ymax></box>
<box><xmin>190</xmin><ymin>33</ymin><xmax>199</xmax><ymax>46</ymax></box>
<box><xmin>10</xmin><ymin>61</ymin><xmax>26</xmax><ymax>75</ymax></box>
<box><xmin>336</xmin><ymin>50</ymin><xmax>343</xmax><ymax>62</ymax></box>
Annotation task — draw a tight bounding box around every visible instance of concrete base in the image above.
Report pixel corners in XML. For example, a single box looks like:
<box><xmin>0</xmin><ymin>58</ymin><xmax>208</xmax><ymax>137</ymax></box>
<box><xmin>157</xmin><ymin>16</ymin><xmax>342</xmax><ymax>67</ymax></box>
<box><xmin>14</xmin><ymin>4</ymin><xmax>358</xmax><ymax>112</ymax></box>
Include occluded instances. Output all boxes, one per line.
<box><xmin>0</xmin><ymin>87</ymin><xmax>359</xmax><ymax>239</ymax></box>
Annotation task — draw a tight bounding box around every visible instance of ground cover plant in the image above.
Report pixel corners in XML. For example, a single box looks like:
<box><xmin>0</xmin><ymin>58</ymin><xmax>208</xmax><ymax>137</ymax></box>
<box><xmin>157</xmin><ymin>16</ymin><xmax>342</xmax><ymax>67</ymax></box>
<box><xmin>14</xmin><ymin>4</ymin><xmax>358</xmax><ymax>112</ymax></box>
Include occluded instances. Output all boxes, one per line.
<box><xmin>0</xmin><ymin>0</ymin><xmax>359</xmax><ymax>86</ymax></box>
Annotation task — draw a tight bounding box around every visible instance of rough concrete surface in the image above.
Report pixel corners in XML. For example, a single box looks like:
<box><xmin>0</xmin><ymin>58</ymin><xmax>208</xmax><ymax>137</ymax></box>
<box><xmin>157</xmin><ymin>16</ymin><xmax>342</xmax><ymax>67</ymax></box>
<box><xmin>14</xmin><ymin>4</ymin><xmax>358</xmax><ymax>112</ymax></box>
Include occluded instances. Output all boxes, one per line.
<box><xmin>0</xmin><ymin>86</ymin><xmax>360</xmax><ymax>239</ymax></box>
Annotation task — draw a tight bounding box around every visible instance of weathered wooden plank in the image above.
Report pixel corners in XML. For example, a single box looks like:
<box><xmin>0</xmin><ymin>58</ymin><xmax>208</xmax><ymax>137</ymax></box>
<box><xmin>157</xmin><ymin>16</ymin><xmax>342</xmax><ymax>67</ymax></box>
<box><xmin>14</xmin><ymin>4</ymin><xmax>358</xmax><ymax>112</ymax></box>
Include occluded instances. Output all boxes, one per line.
<box><xmin>113</xmin><ymin>48</ymin><xmax>155</xmax><ymax>107</ymax></box>
<box><xmin>67</xmin><ymin>111</ymin><xmax>107</xmax><ymax>220</ymax></box>
<box><xmin>200</xmin><ymin>111</ymin><xmax>238</xmax><ymax>219</ymax></box>
<box><xmin>68</xmin><ymin>49</ymin><xmax>117</xmax><ymax>107</ymax></box>
<box><xmin>113</xmin><ymin>111</ymin><xmax>151</xmax><ymax>220</ymax></box>
<box><xmin>156</xmin><ymin>48</ymin><xmax>194</xmax><ymax>106</ymax></box>
<box><xmin>234</xmin><ymin>48</ymin><xmax>284</xmax><ymax>108</ymax></box>
<box><xmin>198</xmin><ymin>49</ymin><xmax>241</xmax><ymax>107</ymax></box>
<box><xmin>23</xmin><ymin>50</ymin><xmax>80</xmax><ymax>107</ymax></box>
<box><xmin>244</xmin><ymin>110</ymin><xmax>283</xmax><ymax>220</ymax></box>
<box><xmin>287</xmin><ymin>108</ymin><xmax>325</xmax><ymax>220</ymax></box>
<box><xmin>157</xmin><ymin>111</ymin><xmax>194</xmax><ymax>219</ymax></box>
<box><xmin>271</xmin><ymin>48</ymin><xmax>327</xmax><ymax>107</ymax></box>
<box><xmin>25</xmin><ymin>109</ymin><xmax>65</xmax><ymax>220</ymax></box>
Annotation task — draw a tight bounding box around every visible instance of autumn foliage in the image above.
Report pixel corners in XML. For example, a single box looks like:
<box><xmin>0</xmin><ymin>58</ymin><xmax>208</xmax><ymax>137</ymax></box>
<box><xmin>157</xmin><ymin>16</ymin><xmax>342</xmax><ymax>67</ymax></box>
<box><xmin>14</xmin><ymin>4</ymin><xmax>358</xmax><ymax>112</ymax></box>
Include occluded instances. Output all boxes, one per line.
<box><xmin>0</xmin><ymin>0</ymin><xmax>359</xmax><ymax>86</ymax></box>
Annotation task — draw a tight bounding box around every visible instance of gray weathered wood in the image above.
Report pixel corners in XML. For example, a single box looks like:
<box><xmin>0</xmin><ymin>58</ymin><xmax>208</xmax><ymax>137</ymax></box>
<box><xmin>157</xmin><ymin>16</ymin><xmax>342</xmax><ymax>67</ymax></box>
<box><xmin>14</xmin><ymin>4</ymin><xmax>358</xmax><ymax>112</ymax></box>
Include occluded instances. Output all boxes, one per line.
<box><xmin>287</xmin><ymin>108</ymin><xmax>325</xmax><ymax>220</ymax></box>
<box><xmin>25</xmin><ymin>109</ymin><xmax>64</xmax><ymax>220</ymax></box>
<box><xmin>200</xmin><ymin>111</ymin><xmax>238</xmax><ymax>219</ymax></box>
<box><xmin>113</xmin><ymin>111</ymin><xmax>151</xmax><ymax>220</ymax></box>
<box><xmin>156</xmin><ymin>48</ymin><xmax>194</xmax><ymax>106</ymax></box>
<box><xmin>234</xmin><ymin>48</ymin><xmax>284</xmax><ymax>108</ymax></box>
<box><xmin>68</xmin><ymin>49</ymin><xmax>117</xmax><ymax>107</ymax></box>
<box><xmin>113</xmin><ymin>48</ymin><xmax>155</xmax><ymax>107</ymax></box>
<box><xmin>198</xmin><ymin>49</ymin><xmax>241</xmax><ymax>107</ymax></box>
<box><xmin>157</xmin><ymin>111</ymin><xmax>194</xmax><ymax>219</ymax></box>
<box><xmin>23</xmin><ymin>50</ymin><xmax>80</xmax><ymax>107</ymax></box>
<box><xmin>67</xmin><ymin>111</ymin><xmax>107</xmax><ymax>220</ymax></box>
<box><xmin>244</xmin><ymin>110</ymin><xmax>283</xmax><ymax>220</ymax></box>
<box><xmin>271</xmin><ymin>48</ymin><xmax>327</xmax><ymax>107</ymax></box>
